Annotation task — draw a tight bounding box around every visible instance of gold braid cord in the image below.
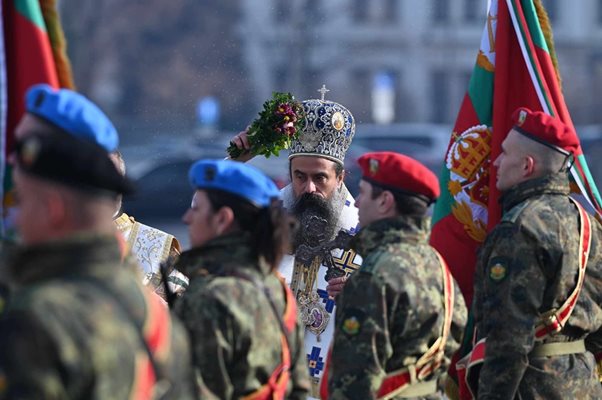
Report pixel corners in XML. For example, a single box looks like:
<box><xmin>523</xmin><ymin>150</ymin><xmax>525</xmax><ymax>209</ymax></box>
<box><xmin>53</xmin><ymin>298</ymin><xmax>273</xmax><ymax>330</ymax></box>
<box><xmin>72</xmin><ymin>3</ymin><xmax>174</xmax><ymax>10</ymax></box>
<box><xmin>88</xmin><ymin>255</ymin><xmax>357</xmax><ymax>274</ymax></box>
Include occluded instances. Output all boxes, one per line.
<box><xmin>40</xmin><ymin>0</ymin><xmax>75</xmax><ymax>89</ymax></box>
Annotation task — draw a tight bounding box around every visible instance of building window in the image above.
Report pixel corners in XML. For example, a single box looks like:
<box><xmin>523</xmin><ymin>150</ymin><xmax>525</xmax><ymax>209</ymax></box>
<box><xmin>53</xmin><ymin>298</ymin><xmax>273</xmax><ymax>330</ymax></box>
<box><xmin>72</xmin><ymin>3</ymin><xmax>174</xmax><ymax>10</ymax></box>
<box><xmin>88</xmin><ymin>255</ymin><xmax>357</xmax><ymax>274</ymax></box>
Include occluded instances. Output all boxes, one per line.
<box><xmin>433</xmin><ymin>0</ymin><xmax>450</xmax><ymax>24</ymax></box>
<box><xmin>274</xmin><ymin>66</ymin><xmax>289</xmax><ymax>91</ymax></box>
<box><xmin>306</xmin><ymin>0</ymin><xmax>323</xmax><ymax>26</ymax></box>
<box><xmin>273</xmin><ymin>0</ymin><xmax>291</xmax><ymax>24</ymax></box>
<box><xmin>383</xmin><ymin>0</ymin><xmax>399</xmax><ymax>24</ymax></box>
<box><xmin>431</xmin><ymin>70</ymin><xmax>449</xmax><ymax>123</ymax></box>
<box><xmin>591</xmin><ymin>55</ymin><xmax>602</xmax><ymax>122</ymax></box>
<box><xmin>352</xmin><ymin>0</ymin><xmax>369</xmax><ymax>23</ymax></box>
<box><xmin>372</xmin><ymin>71</ymin><xmax>397</xmax><ymax>124</ymax></box>
<box><xmin>300</xmin><ymin>68</ymin><xmax>320</xmax><ymax>100</ymax></box>
<box><xmin>464</xmin><ymin>0</ymin><xmax>480</xmax><ymax>23</ymax></box>
<box><xmin>350</xmin><ymin>69</ymin><xmax>371</xmax><ymax>123</ymax></box>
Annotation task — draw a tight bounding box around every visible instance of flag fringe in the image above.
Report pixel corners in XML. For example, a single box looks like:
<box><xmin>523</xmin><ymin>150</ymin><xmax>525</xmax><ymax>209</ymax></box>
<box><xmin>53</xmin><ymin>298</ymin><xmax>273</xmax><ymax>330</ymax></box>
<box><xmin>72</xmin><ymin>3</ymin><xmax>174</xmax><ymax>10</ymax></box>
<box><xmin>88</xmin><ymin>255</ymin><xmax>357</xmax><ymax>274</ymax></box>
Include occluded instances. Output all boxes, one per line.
<box><xmin>533</xmin><ymin>0</ymin><xmax>561</xmax><ymax>87</ymax></box>
<box><xmin>40</xmin><ymin>0</ymin><xmax>75</xmax><ymax>89</ymax></box>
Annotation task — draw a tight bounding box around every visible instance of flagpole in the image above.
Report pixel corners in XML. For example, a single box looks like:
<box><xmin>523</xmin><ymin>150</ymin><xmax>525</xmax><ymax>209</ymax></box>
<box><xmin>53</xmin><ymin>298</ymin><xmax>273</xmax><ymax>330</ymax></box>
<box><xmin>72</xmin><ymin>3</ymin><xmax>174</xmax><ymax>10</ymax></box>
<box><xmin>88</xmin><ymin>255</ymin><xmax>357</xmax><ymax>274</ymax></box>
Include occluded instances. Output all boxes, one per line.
<box><xmin>0</xmin><ymin>0</ymin><xmax>6</xmax><ymax>237</ymax></box>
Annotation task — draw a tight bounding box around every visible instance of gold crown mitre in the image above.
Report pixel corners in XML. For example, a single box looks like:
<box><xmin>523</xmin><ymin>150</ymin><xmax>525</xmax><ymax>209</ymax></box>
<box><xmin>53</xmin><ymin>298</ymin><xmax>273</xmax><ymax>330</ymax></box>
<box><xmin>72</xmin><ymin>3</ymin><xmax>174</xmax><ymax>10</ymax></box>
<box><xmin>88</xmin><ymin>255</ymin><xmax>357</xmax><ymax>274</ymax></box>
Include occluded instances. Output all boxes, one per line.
<box><xmin>289</xmin><ymin>86</ymin><xmax>356</xmax><ymax>165</ymax></box>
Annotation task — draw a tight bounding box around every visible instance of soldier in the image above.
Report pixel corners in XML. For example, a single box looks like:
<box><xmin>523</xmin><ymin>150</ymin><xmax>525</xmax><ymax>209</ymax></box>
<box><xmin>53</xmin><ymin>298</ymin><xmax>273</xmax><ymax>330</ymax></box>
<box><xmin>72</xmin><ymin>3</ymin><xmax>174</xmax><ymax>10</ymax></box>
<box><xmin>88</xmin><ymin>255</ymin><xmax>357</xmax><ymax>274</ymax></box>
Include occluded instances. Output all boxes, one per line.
<box><xmin>465</xmin><ymin>107</ymin><xmax>602</xmax><ymax>399</ymax></box>
<box><xmin>230</xmin><ymin>88</ymin><xmax>362</xmax><ymax>397</ymax></box>
<box><xmin>172</xmin><ymin>159</ymin><xmax>310</xmax><ymax>399</ymax></box>
<box><xmin>110</xmin><ymin>150</ymin><xmax>189</xmax><ymax>301</ymax></box>
<box><xmin>0</xmin><ymin>239</ymin><xmax>14</xmax><ymax>313</ymax></box>
<box><xmin>0</xmin><ymin>84</ymin><xmax>196</xmax><ymax>399</ymax></box>
<box><xmin>323</xmin><ymin>152</ymin><xmax>467</xmax><ymax>399</ymax></box>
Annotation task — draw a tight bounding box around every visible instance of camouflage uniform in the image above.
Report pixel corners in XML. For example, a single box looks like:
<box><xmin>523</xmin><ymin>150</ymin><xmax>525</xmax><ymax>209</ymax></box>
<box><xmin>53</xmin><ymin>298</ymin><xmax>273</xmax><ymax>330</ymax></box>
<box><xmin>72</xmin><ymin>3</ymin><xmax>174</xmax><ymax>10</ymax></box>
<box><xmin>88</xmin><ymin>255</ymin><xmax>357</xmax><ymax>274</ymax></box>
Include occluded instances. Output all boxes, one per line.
<box><xmin>0</xmin><ymin>240</ymin><xmax>15</xmax><ymax>315</ymax></box>
<box><xmin>173</xmin><ymin>232</ymin><xmax>310</xmax><ymax>399</ymax></box>
<box><xmin>0</xmin><ymin>234</ymin><xmax>196</xmax><ymax>399</ymax></box>
<box><xmin>329</xmin><ymin>216</ymin><xmax>467</xmax><ymax>399</ymax></box>
<box><xmin>473</xmin><ymin>173</ymin><xmax>602</xmax><ymax>399</ymax></box>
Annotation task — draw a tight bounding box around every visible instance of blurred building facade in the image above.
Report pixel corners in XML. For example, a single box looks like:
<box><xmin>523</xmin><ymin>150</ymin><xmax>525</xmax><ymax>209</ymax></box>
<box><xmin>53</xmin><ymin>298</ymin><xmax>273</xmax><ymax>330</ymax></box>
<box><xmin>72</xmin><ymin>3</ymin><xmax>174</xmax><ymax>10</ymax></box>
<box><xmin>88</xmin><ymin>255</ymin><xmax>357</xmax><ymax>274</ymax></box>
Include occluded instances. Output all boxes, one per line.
<box><xmin>239</xmin><ymin>0</ymin><xmax>602</xmax><ymax>125</ymax></box>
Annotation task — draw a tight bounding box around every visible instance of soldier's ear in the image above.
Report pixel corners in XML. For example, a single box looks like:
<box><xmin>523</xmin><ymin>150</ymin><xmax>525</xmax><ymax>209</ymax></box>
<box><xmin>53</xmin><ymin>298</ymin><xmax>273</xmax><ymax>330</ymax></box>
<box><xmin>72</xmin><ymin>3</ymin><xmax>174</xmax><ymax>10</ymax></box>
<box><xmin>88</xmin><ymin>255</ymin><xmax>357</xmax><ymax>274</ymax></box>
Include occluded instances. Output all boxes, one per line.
<box><xmin>524</xmin><ymin>155</ymin><xmax>535</xmax><ymax>177</ymax></box>
<box><xmin>214</xmin><ymin>206</ymin><xmax>235</xmax><ymax>236</ymax></box>
<box><xmin>379</xmin><ymin>190</ymin><xmax>396</xmax><ymax>215</ymax></box>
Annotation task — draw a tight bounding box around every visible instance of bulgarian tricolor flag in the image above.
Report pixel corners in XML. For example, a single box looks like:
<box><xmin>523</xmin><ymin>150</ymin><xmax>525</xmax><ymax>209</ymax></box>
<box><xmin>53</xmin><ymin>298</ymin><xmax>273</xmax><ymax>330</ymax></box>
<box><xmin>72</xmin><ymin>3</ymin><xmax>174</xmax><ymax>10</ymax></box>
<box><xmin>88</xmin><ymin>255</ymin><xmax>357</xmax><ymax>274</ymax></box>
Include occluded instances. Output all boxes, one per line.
<box><xmin>430</xmin><ymin>1</ymin><xmax>602</xmax><ymax>397</ymax></box>
<box><xmin>431</xmin><ymin>0</ymin><xmax>602</xmax><ymax>307</ymax></box>
<box><xmin>1</xmin><ymin>0</ymin><xmax>73</xmax><ymax>238</ymax></box>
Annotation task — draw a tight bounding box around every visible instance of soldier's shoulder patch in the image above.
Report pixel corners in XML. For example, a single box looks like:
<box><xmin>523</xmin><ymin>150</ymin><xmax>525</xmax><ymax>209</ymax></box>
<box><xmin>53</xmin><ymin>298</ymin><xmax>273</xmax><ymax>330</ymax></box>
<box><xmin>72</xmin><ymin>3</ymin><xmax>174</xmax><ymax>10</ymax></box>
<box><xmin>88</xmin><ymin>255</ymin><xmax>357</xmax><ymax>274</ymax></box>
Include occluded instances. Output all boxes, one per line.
<box><xmin>342</xmin><ymin>316</ymin><xmax>361</xmax><ymax>335</ymax></box>
<box><xmin>488</xmin><ymin>256</ymin><xmax>509</xmax><ymax>282</ymax></box>
<box><xmin>339</xmin><ymin>307</ymin><xmax>366</xmax><ymax>337</ymax></box>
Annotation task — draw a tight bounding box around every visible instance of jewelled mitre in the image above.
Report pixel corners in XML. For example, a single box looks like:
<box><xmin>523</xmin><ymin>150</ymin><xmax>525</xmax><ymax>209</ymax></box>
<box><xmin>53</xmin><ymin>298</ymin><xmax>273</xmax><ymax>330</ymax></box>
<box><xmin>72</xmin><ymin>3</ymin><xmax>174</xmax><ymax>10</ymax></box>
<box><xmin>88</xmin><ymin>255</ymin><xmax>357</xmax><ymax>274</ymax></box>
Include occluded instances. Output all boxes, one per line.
<box><xmin>289</xmin><ymin>95</ymin><xmax>356</xmax><ymax>165</ymax></box>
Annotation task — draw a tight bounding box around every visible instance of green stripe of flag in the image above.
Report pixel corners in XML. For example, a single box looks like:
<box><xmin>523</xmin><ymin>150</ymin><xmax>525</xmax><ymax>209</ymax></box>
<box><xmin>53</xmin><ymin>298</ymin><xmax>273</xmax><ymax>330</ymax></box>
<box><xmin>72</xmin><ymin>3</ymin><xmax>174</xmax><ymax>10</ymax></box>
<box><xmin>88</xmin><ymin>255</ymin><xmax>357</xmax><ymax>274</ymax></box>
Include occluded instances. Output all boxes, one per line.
<box><xmin>433</xmin><ymin>162</ymin><xmax>452</xmax><ymax>224</ymax></box>
<box><xmin>15</xmin><ymin>0</ymin><xmax>47</xmax><ymax>32</ymax></box>
<box><xmin>509</xmin><ymin>0</ymin><xmax>554</xmax><ymax>115</ymax></box>
<box><xmin>521</xmin><ymin>0</ymin><xmax>549</xmax><ymax>52</ymax></box>
<box><xmin>468</xmin><ymin>66</ymin><xmax>494</xmax><ymax>126</ymax></box>
<box><xmin>576</xmin><ymin>155</ymin><xmax>602</xmax><ymax>206</ymax></box>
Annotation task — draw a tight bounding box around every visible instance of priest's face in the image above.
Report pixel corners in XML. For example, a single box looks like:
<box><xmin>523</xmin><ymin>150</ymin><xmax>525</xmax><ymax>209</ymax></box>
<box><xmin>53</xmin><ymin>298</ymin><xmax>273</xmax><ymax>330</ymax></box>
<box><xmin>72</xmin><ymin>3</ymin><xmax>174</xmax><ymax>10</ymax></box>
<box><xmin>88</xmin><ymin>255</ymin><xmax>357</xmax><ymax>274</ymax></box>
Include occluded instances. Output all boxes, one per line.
<box><xmin>289</xmin><ymin>156</ymin><xmax>345</xmax><ymax>249</ymax></box>
<box><xmin>290</xmin><ymin>156</ymin><xmax>344</xmax><ymax>200</ymax></box>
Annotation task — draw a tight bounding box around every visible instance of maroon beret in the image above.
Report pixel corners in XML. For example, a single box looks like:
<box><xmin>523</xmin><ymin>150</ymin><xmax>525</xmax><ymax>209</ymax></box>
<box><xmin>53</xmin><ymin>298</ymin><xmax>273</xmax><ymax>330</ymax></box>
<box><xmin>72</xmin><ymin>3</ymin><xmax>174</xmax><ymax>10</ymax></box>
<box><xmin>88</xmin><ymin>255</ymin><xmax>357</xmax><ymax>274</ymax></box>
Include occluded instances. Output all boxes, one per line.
<box><xmin>511</xmin><ymin>107</ymin><xmax>579</xmax><ymax>155</ymax></box>
<box><xmin>358</xmin><ymin>151</ymin><xmax>440</xmax><ymax>201</ymax></box>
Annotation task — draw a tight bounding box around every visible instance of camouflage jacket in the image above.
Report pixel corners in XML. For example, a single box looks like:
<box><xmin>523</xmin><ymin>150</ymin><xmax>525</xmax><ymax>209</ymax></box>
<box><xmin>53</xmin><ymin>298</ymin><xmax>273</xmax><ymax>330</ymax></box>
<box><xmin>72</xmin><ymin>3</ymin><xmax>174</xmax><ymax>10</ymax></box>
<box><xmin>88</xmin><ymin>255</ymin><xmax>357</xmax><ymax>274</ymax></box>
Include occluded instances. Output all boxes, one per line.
<box><xmin>329</xmin><ymin>216</ymin><xmax>467</xmax><ymax>400</ymax></box>
<box><xmin>0</xmin><ymin>240</ymin><xmax>16</xmax><ymax>314</ymax></box>
<box><xmin>172</xmin><ymin>233</ymin><xmax>310</xmax><ymax>400</ymax></box>
<box><xmin>473</xmin><ymin>173</ymin><xmax>602</xmax><ymax>399</ymax></box>
<box><xmin>0</xmin><ymin>234</ymin><xmax>196</xmax><ymax>400</ymax></box>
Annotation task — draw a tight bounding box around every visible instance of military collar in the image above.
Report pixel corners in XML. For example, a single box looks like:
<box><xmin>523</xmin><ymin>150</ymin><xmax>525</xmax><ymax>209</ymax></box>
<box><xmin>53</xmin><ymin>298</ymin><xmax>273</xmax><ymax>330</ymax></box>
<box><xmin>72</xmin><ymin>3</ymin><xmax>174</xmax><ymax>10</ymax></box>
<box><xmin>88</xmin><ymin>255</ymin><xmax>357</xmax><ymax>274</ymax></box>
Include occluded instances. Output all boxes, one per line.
<box><xmin>500</xmin><ymin>173</ymin><xmax>570</xmax><ymax>213</ymax></box>
<box><xmin>352</xmin><ymin>215</ymin><xmax>429</xmax><ymax>256</ymax></box>
<box><xmin>10</xmin><ymin>233</ymin><xmax>122</xmax><ymax>285</ymax></box>
<box><xmin>176</xmin><ymin>232</ymin><xmax>270</xmax><ymax>279</ymax></box>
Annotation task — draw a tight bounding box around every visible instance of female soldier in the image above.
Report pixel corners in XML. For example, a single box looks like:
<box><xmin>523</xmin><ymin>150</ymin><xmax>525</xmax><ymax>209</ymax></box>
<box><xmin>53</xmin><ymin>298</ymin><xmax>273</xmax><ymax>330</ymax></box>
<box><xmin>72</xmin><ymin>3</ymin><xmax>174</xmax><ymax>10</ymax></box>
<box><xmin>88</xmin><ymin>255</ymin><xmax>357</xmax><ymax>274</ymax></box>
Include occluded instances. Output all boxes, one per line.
<box><xmin>173</xmin><ymin>159</ymin><xmax>310</xmax><ymax>399</ymax></box>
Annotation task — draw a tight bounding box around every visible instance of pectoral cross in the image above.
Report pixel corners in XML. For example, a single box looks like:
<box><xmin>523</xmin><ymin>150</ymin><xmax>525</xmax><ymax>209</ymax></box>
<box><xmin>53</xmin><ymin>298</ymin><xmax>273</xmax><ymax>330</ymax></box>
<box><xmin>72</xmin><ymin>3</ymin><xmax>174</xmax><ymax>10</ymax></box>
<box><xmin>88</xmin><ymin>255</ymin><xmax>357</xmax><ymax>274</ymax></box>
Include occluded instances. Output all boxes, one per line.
<box><xmin>487</xmin><ymin>13</ymin><xmax>497</xmax><ymax>53</ymax></box>
<box><xmin>318</xmin><ymin>84</ymin><xmax>330</xmax><ymax>101</ymax></box>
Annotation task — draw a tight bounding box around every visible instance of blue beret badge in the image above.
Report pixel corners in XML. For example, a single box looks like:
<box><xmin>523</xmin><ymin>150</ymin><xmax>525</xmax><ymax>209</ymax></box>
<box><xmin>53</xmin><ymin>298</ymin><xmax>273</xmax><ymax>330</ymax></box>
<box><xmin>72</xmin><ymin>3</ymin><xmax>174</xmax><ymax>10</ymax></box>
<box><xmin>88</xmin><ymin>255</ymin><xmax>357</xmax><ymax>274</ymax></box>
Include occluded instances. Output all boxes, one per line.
<box><xmin>204</xmin><ymin>167</ymin><xmax>216</xmax><ymax>181</ymax></box>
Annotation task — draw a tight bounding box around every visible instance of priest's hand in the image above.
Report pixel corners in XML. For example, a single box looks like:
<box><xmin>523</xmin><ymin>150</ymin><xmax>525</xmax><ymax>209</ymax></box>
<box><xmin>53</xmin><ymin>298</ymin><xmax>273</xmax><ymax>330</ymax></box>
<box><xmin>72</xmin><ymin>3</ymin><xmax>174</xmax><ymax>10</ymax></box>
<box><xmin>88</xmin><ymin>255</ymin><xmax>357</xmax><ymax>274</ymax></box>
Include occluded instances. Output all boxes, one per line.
<box><xmin>326</xmin><ymin>276</ymin><xmax>347</xmax><ymax>298</ymax></box>
<box><xmin>227</xmin><ymin>127</ymin><xmax>254</xmax><ymax>162</ymax></box>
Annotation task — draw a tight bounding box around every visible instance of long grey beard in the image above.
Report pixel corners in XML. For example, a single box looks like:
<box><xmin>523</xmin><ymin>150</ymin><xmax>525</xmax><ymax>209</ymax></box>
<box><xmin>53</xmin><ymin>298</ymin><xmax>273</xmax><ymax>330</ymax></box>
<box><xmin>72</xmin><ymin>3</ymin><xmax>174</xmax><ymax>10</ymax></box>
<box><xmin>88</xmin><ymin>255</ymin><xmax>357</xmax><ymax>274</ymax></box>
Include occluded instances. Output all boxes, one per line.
<box><xmin>289</xmin><ymin>185</ymin><xmax>348</xmax><ymax>251</ymax></box>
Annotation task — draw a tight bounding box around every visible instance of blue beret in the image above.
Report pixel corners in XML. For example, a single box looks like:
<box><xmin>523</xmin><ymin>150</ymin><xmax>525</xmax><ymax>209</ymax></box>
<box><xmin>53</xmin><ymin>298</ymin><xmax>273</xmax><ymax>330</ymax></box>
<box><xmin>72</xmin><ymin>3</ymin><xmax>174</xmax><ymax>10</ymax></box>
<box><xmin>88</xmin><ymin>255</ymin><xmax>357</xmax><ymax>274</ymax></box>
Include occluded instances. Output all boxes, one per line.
<box><xmin>25</xmin><ymin>84</ymin><xmax>118</xmax><ymax>152</ymax></box>
<box><xmin>189</xmin><ymin>159</ymin><xmax>280</xmax><ymax>207</ymax></box>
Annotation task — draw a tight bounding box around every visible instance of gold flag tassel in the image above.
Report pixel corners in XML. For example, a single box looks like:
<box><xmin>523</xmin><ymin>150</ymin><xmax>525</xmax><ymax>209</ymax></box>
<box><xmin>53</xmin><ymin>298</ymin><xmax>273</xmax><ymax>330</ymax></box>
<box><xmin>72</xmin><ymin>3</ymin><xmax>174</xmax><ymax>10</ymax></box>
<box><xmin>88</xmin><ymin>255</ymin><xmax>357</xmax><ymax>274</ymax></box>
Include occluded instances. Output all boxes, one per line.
<box><xmin>40</xmin><ymin>0</ymin><xmax>75</xmax><ymax>89</ymax></box>
<box><xmin>533</xmin><ymin>0</ymin><xmax>561</xmax><ymax>88</ymax></box>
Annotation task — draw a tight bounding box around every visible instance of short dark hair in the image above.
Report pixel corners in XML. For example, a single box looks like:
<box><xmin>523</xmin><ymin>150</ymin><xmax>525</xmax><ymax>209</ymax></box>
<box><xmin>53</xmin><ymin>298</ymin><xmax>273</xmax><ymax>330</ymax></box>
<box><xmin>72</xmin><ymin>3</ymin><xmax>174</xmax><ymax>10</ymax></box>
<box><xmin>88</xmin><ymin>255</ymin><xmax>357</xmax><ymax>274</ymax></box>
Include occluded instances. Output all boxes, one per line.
<box><xmin>205</xmin><ymin>188</ymin><xmax>294</xmax><ymax>269</ymax></box>
<box><xmin>370</xmin><ymin>184</ymin><xmax>429</xmax><ymax>216</ymax></box>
